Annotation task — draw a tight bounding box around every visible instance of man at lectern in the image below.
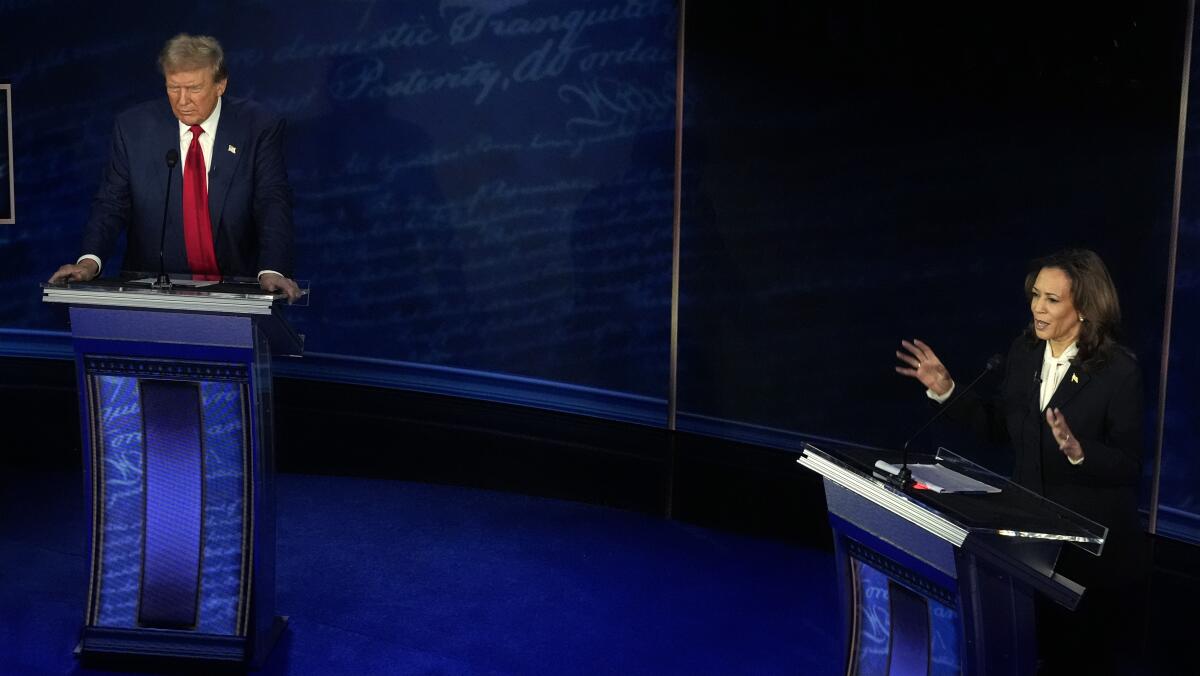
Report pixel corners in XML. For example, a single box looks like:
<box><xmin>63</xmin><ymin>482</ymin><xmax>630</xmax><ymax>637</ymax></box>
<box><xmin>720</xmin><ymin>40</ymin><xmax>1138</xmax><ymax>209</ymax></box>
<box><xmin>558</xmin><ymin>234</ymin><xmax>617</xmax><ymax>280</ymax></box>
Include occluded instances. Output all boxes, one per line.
<box><xmin>894</xmin><ymin>249</ymin><xmax>1145</xmax><ymax>674</ymax></box>
<box><xmin>48</xmin><ymin>33</ymin><xmax>301</xmax><ymax>302</ymax></box>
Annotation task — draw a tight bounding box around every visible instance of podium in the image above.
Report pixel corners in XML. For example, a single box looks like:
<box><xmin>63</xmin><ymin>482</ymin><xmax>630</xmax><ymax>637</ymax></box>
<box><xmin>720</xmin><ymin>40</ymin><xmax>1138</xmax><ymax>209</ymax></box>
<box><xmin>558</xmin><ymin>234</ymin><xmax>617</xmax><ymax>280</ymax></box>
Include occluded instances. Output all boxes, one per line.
<box><xmin>43</xmin><ymin>277</ymin><xmax>304</xmax><ymax>666</ymax></box>
<box><xmin>797</xmin><ymin>441</ymin><xmax>1106</xmax><ymax>676</ymax></box>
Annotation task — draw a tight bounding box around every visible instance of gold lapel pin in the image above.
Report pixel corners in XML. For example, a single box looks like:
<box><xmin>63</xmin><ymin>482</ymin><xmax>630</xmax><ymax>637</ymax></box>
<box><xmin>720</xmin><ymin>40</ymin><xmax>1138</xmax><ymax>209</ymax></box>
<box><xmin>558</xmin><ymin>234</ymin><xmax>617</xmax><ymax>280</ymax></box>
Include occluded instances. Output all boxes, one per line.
<box><xmin>228</xmin><ymin>145</ymin><xmax>237</xmax><ymax>154</ymax></box>
<box><xmin>1071</xmin><ymin>373</ymin><xmax>1079</xmax><ymax>384</ymax></box>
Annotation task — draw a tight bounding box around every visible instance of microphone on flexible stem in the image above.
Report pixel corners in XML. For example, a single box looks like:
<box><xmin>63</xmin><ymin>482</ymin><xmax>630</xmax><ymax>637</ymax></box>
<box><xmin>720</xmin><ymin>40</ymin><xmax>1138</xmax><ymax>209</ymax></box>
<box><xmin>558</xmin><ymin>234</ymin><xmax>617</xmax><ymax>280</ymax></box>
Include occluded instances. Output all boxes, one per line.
<box><xmin>890</xmin><ymin>353</ymin><xmax>1004</xmax><ymax>489</ymax></box>
<box><xmin>154</xmin><ymin>149</ymin><xmax>180</xmax><ymax>289</ymax></box>
<box><xmin>1024</xmin><ymin>368</ymin><xmax>1042</xmax><ymax>429</ymax></box>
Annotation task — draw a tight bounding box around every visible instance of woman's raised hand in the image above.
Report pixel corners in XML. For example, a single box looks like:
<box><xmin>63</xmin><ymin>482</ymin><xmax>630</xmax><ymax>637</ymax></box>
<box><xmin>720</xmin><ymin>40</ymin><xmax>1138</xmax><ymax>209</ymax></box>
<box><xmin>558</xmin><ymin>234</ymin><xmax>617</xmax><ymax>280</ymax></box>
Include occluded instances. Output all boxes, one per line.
<box><xmin>895</xmin><ymin>339</ymin><xmax>954</xmax><ymax>396</ymax></box>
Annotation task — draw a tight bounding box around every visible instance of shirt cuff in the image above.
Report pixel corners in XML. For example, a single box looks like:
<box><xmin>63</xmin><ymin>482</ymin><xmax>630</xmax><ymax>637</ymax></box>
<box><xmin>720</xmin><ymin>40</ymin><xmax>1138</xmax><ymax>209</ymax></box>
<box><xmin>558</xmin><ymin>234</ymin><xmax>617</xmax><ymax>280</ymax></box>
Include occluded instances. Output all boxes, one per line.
<box><xmin>257</xmin><ymin>270</ymin><xmax>283</xmax><ymax>280</ymax></box>
<box><xmin>1068</xmin><ymin>453</ymin><xmax>1085</xmax><ymax>465</ymax></box>
<box><xmin>926</xmin><ymin>381</ymin><xmax>955</xmax><ymax>404</ymax></box>
<box><xmin>78</xmin><ymin>255</ymin><xmax>102</xmax><ymax>274</ymax></box>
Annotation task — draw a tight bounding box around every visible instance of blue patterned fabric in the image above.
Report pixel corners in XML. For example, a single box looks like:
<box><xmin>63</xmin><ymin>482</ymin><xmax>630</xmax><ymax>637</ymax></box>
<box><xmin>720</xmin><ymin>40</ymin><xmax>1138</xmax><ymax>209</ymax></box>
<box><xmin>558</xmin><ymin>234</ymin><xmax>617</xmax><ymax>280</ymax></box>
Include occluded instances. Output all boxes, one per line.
<box><xmin>197</xmin><ymin>381</ymin><xmax>247</xmax><ymax>635</ymax></box>
<box><xmin>929</xmin><ymin>596</ymin><xmax>961</xmax><ymax>676</ymax></box>
<box><xmin>138</xmin><ymin>380</ymin><xmax>204</xmax><ymax>629</ymax></box>
<box><xmin>95</xmin><ymin>375</ymin><xmax>144</xmax><ymax>628</ymax></box>
<box><xmin>852</xmin><ymin>557</ymin><xmax>962</xmax><ymax>675</ymax></box>
<box><xmin>91</xmin><ymin>375</ymin><xmax>248</xmax><ymax>635</ymax></box>
<box><xmin>853</xmin><ymin>558</ymin><xmax>890</xmax><ymax>674</ymax></box>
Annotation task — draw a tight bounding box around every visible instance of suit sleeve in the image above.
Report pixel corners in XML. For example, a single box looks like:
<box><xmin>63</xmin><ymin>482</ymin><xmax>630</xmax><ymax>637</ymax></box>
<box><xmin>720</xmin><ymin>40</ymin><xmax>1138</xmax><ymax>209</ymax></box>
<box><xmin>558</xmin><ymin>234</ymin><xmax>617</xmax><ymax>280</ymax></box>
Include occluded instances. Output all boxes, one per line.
<box><xmin>1075</xmin><ymin>364</ymin><xmax>1143</xmax><ymax>486</ymax></box>
<box><xmin>79</xmin><ymin>118</ymin><xmax>134</xmax><ymax>262</ymax></box>
<box><xmin>938</xmin><ymin>342</ymin><xmax>1020</xmax><ymax>446</ymax></box>
<box><xmin>943</xmin><ymin>386</ymin><xmax>1009</xmax><ymax>446</ymax></box>
<box><xmin>251</xmin><ymin>116</ymin><xmax>294</xmax><ymax>277</ymax></box>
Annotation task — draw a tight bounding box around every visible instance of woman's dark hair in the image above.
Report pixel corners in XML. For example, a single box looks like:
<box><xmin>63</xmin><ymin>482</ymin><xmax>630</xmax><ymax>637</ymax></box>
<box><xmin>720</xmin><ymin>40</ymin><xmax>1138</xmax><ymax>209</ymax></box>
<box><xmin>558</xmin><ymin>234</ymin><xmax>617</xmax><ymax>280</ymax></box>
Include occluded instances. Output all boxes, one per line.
<box><xmin>1024</xmin><ymin>248</ymin><xmax>1124</xmax><ymax>368</ymax></box>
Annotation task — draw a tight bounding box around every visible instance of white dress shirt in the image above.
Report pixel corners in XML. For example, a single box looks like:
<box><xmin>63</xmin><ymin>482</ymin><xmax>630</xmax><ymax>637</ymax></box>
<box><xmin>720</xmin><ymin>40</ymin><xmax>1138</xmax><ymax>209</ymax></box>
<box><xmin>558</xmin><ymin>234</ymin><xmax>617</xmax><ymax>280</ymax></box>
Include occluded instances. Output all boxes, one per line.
<box><xmin>1038</xmin><ymin>341</ymin><xmax>1078</xmax><ymax>411</ymax></box>
<box><xmin>178</xmin><ymin>96</ymin><xmax>222</xmax><ymax>189</ymax></box>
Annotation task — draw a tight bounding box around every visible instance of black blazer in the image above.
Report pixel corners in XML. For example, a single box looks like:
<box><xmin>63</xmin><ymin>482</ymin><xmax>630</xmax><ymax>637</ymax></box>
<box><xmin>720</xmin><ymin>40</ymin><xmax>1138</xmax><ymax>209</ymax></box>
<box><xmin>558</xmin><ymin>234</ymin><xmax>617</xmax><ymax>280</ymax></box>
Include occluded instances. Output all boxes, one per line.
<box><xmin>81</xmin><ymin>96</ymin><xmax>294</xmax><ymax>278</ymax></box>
<box><xmin>951</xmin><ymin>335</ymin><xmax>1144</xmax><ymax>582</ymax></box>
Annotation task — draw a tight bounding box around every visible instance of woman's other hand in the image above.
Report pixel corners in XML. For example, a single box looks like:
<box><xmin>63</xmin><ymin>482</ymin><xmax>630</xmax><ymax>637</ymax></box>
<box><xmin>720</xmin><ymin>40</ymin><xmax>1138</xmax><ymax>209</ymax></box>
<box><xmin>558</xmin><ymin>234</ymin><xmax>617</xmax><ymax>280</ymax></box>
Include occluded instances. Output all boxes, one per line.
<box><xmin>1046</xmin><ymin>407</ymin><xmax>1084</xmax><ymax>462</ymax></box>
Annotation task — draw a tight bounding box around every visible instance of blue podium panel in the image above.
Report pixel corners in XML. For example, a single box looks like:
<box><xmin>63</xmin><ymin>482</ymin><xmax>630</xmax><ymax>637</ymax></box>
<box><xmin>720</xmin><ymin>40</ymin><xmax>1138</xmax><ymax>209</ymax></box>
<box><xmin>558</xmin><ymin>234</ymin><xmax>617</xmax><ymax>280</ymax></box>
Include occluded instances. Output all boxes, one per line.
<box><xmin>928</xmin><ymin>593</ymin><xmax>960</xmax><ymax>676</ymax></box>
<box><xmin>138</xmin><ymin>379</ymin><xmax>204</xmax><ymax>629</ymax></box>
<box><xmin>197</xmin><ymin>380</ymin><xmax>252</xmax><ymax>636</ymax></box>
<box><xmin>845</xmin><ymin>548</ymin><xmax>962</xmax><ymax>676</ymax></box>
<box><xmin>851</xmin><ymin>558</ymin><xmax>892</xmax><ymax>674</ymax></box>
<box><xmin>41</xmin><ymin>286</ymin><xmax>300</xmax><ymax>667</ymax></box>
<box><xmin>84</xmin><ymin>363</ymin><xmax>253</xmax><ymax>641</ymax></box>
<box><xmin>839</xmin><ymin>524</ymin><xmax>963</xmax><ymax>676</ymax></box>
<box><xmin>887</xmin><ymin>580</ymin><xmax>931</xmax><ymax>676</ymax></box>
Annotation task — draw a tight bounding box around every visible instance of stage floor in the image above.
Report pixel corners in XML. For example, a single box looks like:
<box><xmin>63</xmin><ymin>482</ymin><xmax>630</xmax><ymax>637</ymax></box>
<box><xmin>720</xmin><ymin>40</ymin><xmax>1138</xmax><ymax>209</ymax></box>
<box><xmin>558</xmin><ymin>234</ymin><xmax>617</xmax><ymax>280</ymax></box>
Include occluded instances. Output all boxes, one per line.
<box><xmin>0</xmin><ymin>470</ymin><xmax>840</xmax><ymax>675</ymax></box>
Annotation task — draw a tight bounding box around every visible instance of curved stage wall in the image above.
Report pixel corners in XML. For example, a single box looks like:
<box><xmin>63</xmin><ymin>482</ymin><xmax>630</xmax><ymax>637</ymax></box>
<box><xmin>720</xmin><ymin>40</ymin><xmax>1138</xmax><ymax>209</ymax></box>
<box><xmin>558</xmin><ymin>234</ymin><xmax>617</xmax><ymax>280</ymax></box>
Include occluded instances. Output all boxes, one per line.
<box><xmin>1</xmin><ymin>1</ymin><xmax>1199</xmax><ymax>543</ymax></box>
<box><xmin>1</xmin><ymin>0</ymin><xmax>678</xmax><ymax>404</ymax></box>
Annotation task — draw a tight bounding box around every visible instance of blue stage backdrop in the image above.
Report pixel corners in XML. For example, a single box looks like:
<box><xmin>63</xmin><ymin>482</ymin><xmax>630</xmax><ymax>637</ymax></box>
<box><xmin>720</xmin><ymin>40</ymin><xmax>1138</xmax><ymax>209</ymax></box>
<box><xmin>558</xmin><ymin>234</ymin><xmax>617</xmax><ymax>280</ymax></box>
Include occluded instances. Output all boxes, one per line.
<box><xmin>0</xmin><ymin>0</ymin><xmax>677</xmax><ymax>401</ymax></box>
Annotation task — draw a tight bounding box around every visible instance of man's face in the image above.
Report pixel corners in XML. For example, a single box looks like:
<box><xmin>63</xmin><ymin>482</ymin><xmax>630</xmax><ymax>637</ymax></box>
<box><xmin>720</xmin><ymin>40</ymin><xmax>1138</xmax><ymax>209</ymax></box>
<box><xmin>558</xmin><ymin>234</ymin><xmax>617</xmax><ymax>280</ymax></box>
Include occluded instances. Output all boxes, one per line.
<box><xmin>165</xmin><ymin>68</ymin><xmax>226</xmax><ymax>126</ymax></box>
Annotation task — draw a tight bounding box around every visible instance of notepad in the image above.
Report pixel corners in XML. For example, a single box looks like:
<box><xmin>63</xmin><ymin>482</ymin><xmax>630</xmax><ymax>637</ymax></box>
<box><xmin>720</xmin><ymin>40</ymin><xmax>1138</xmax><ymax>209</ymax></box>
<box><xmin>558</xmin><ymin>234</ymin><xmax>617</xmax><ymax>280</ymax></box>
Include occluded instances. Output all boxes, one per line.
<box><xmin>874</xmin><ymin>461</ymin><xmax>1001</xmax><ymax>494</ymax></box>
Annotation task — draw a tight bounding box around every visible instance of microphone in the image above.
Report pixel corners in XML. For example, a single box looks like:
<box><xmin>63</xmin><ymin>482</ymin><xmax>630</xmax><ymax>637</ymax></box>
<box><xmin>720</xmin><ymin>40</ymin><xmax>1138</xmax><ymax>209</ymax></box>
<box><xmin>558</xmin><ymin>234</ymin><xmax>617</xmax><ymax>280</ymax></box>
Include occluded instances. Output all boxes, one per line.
<box><xmin>890</xmin><ymin>353</ymin><xmax>1004</xmax><ymax>488</ymax></box>
<box><xmin>1025</xmin><ymin>368</ymin><xmax>1042</xmax><ymax>427</ymax></box>
<box><xmin>154</xmin><ymin>149</ymin><xmax>180</xmax><ymax>289</ymax></box>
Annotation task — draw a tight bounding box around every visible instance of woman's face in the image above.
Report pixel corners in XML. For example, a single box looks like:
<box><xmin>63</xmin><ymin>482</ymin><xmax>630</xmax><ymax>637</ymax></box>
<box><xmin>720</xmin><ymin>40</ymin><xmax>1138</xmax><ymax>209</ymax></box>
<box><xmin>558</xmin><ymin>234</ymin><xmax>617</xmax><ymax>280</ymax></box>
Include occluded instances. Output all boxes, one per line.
<box><xmin>1030</xmin><ymin>266</ymin><xmax>1081</xmax><ymax>345</ymax></box>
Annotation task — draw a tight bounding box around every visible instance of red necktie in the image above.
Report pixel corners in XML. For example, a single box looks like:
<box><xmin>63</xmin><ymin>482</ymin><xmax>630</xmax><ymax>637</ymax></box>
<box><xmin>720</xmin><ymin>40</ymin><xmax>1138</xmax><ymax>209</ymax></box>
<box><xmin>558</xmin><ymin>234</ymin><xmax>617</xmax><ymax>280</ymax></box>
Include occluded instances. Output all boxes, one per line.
<box><xmin>182</xmin><ymin>124</ymin><xmax>220</xmax><ymax>280</ymax></box>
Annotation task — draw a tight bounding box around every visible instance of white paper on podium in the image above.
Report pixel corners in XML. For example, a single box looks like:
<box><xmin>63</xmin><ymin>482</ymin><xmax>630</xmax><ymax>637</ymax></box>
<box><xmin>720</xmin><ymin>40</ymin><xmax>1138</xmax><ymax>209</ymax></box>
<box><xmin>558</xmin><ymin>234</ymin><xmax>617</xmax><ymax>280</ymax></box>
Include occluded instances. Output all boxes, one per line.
<box><xmin>874</xmin><ymin>461</ymin><xmax>1002</xmax><ymax>494</ymax></box>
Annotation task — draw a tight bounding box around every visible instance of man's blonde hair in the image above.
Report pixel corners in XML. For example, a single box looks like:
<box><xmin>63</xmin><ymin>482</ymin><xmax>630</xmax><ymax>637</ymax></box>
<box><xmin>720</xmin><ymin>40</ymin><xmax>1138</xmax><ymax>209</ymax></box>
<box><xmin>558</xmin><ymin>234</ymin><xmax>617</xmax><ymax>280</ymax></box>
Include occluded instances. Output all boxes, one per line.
<box><xmin>158</xmin><ymin>33</ymin><xmax>227</xmax><ymax>82</ymax></box>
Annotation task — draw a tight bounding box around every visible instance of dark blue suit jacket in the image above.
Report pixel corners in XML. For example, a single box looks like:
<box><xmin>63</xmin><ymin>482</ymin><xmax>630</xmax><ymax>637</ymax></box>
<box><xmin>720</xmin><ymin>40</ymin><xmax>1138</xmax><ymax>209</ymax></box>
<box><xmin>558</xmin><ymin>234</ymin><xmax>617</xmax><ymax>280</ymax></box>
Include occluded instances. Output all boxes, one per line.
<box><xmin>81</xmin><ymin>96</ymin><xmax>294</xmax><ymax>278</ymax></box>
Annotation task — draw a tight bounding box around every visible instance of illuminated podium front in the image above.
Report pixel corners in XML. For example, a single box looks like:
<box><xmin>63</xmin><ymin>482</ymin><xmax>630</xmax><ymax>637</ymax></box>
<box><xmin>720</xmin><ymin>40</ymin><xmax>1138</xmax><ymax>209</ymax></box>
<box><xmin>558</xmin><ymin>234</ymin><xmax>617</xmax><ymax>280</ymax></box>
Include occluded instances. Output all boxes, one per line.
<box><xmin>43</xmin><ymin>277</ymin><xmax>304</xmax><ymax>666</ymax></box>
<box><xmin>798</xmin><ymin>442</ymin><xmax>1105</xmax><ymax>676</ymax></box>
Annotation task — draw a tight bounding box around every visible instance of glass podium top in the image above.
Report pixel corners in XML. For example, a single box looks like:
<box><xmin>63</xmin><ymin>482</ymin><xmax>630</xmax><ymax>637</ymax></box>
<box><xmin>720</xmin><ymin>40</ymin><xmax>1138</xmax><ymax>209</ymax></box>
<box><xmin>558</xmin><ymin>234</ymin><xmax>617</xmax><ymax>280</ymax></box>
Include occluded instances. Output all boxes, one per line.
<box><xmin>42</xmin><ymin>272</ymin><xmax>310</xmax><ymax>314</ymax></box>
<box><xmin>800</xmin><ymin>440</ymin><xmax>1107</xmax><ymax>556</ymax></box>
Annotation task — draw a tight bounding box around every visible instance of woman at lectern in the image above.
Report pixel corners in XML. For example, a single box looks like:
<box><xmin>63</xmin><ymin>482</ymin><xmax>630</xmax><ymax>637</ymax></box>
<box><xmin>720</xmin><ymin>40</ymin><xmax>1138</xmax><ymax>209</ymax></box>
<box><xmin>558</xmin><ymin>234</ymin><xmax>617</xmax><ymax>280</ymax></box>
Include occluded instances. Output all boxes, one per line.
<box><xmin>894</xmin><ymin>248</ymin><xmax>1145</xmax><ymax>674</ymax></box>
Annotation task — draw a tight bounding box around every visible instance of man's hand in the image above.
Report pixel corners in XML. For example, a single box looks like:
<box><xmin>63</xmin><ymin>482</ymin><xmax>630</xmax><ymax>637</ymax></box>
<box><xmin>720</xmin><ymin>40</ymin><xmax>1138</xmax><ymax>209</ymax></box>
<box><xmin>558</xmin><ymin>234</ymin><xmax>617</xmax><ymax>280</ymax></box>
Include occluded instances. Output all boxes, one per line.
<box><xmin>259</xmin><ymin>272</ymin><xmax>302</xmax><ymax>303</ymax></box>
<box><xmin>48</xmin><ymin>259</ymin><xmax>99</xmax><ymax>285</ymax></box>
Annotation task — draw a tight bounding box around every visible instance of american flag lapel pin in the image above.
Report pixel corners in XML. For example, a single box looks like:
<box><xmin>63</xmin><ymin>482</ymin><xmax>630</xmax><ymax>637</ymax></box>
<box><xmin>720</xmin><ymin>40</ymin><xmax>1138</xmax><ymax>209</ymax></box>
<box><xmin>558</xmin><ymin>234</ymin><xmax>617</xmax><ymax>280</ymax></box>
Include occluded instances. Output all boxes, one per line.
<box><xmin>228</xmin><ymin>145</ymin><xmax>237</xmax><ymax>154</ymax></box>
<box><xmin>1071</xmin><ymin>373</ymin><xmax>1079</xmax><ymax>384</ymax></box>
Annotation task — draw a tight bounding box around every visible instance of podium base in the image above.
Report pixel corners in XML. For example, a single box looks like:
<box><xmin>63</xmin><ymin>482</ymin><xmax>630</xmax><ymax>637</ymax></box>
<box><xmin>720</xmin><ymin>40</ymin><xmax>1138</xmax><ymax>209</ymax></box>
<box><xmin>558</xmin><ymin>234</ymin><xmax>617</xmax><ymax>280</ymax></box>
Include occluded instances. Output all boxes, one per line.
<box><xmin>75</xmin><ymin>615</ymin><xmax>289</xmax><ymax>667</ymax></box>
